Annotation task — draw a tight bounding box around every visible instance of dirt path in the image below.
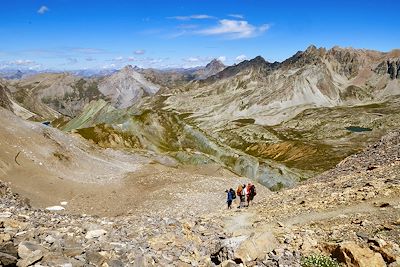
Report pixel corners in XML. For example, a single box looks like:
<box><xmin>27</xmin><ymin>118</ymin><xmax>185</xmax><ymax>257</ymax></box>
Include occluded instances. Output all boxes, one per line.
<box><xmin>222</xmin><ymin>195</ymin><xmax>400</xmax><ymax>236</ymax></box>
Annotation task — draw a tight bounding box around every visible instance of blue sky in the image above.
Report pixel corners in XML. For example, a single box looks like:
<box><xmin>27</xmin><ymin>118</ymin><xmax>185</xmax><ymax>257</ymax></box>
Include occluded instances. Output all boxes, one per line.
<box><xmin>0</xmin><ymin>0</ymin><xmax>399</xmax><ymax>70</ymax></box>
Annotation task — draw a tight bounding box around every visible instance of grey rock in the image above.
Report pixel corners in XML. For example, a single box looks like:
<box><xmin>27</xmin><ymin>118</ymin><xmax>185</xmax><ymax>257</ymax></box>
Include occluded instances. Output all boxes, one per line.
<box><xmin>86</xmin><ymin>251</ymin><xmax>106</xmax><ymax>266</ymax></box>
<box><xmin>107</xmin><ymin>259</ymin><xmax>125</xmax><ymax>267</ymax></box>
<box><xmin>0</xmin><ymin>252</ymin><xmax>18</xmax><ymax>266</ymax></box>
<box><xmin>0</xmin><ymin>242</ymin><xmax>18</xmax><ymax>257</ymax></box>
<box><xmin>85</xmin><ymin>229</ymin><xmax>107</xmax><ymax>239</ymax></box>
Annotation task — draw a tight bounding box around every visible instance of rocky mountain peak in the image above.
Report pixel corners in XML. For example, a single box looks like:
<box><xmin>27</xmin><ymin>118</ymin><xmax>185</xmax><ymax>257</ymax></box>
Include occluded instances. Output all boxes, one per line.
<box><xmin>193</xmin><ymin>59</ymin><xmax>226</xmax><ymax>80</ymax></box>
<box><xmin>98</xmin><ymin>64</ymin><xmax>160</xmax><ymax>108</ymax></box>
<box><xmin>120</xmin><ymin>64</ymin><xmax>136</xmax><ymax>74</ymax></box>
<box><xmin>304</xmin><ymin>45</ymin><xmax>326</xmax><ymax>57</ymax></box>
<box><xmin>205</xmin><ymin>59</ymin><xmax>225</xmax><ymax>69</ymax></box>
<box><xmin>282</xmin><ymin>45</ymin><xmax>326</xmax><ymax>68</ymax></box>
<box><xmin>250</xmin><ymin>55</ymin><xmax>267</xmax><ymax>64</ymax></box>
<box><xmin>304</xmin><ymin>44</ymin><xmax>318</xmax><ymax>53</ymax></box>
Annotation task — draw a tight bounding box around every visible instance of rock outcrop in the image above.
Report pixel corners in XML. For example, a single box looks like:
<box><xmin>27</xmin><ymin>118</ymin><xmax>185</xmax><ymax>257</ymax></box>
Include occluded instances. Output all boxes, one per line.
<box><xmin>375</xmin><ymin>59</ymin><xmax>400</xmax><ymax>79</ymax></box>
<box><xmin>194</xmin><ymin>59</ymin><xmax>226</xmax><ymax>80</ymax></box>
<box><xmin>98</xmin><ymin>65</ymin><xmax>160</xmax><ymax>108</ymax></box>
<box><xmin>0</xmin><ymin>84</ymin><xmax>13</xmax><ymax>112</ymax></box>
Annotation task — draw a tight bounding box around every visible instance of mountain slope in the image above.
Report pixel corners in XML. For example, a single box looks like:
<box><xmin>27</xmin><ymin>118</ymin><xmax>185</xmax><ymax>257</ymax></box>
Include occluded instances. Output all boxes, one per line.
<box><xmin>10</xmin><ymin>72</ymin><xmax>101</xmax><ymax>119</ymax></box>
<box><xmin>0</xmin><ymin>80</ymin><xmax>36</xmax><ymax>119</ymax></box>
<box><xmin>164</xmin><ymin>46</ymin><xmax>400</xmax><ymax>130</ymax></box>
<box><xmin>62</xmin><ymin>100</ymin><xmax>308</xmax><ymax>187</ymax></box>
<box><xmin>58</xmin><ymin>46</ymin><xmax>400</xmax><ymax>189</ymax></box>
<box><xmin>98</xmin><ymin>65</ymin><xmax>160</xmax><ymax>108</ymax></box>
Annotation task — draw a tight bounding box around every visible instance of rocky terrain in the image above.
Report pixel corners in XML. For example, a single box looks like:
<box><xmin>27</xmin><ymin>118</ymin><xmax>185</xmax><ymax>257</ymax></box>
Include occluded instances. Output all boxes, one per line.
<box><xmin>98</xmin><ymin>65</ymin><xmax>160</xmax><ymax>109</ymax></box>
<box><xmin>1</xmin><ymin>127</ymin><xmax>399</xmax><ymax>266</ymax></box>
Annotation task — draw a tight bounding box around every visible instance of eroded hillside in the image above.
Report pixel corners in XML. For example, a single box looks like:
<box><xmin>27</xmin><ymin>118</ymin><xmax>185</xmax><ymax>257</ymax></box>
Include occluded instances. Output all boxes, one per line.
<box><xmin>0</xmin><ymin>128</ymin><xmax>399</xmax><ymax>267</ymax></box>
<box><xmin>52</xmin><ymin>46</ymin><xmax>400</xmax><ymax>189</ymax></box>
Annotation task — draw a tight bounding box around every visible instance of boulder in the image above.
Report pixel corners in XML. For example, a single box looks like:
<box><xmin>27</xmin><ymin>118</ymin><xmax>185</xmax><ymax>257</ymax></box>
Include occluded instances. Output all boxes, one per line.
<box><xmin>86</xmin><ymin>251</ymin><xmax>106</xmax><ymax>266</ymax></box>
<box><xmin>106</xmin><ymin>259</ymin><xmax>125</xmax><ymax>267</ymax></box>
<box><xmin>85</xmin><ymin>229</ymin><xmax>107</xmax><ymax>239</ymax></box>
<box><xmin>220</xmin><ymin>259</ymin><xmax>239</xmax><ymax>267</ymax></box>
<box><xmin>369</xmin><ymin>239</ymin><xmax>400</xmax><ymax>264</ymax></box>
<box><xmin>234</xmin><ymin>231</ymin><xmax>278</xmax><ymax>263</ymax></box>
<box><xmin>326</xmin><ymin>242</ymin><xmax>386</xmax><ymax>267</ymax></box>
<box><xmin>0</xmin><ymin>241</ymin><xmax>17</xmax><ymax>257</ymax></box>
<box><xmin>41</xmin><ymin>253</ymin><xmax>83</xmax><ymax>267</ymax></box>
<box><xmin>0</xmin><ymin>252</ymin><xmax>18</xmax><ymax>266</ymax></box>
<box><xmin>17</xmin><ymin>241</ymin><xmax>46</xmax><ymax>267</ymax></box>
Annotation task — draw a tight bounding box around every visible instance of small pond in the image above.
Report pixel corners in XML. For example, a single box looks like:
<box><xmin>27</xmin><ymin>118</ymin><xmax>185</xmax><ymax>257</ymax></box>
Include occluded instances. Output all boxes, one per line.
<box><xmin>346</xmin><ymin>126</ymin><xmax>372</xmax><ymax>132</ymax></box>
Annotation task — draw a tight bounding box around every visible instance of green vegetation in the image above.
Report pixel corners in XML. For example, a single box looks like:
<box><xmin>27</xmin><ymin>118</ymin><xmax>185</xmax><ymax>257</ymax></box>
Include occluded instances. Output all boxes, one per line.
<box><xmin>53</xmin><ymin>152</ymin><xmax>70</xmax><ymax>161</ymax></box>
<box><xmin>301</xmin><ymin>254</ymin><xmax>340</xmax><ymax>267</ymax></box>
<box><xmin>270</xmin><ymin>182</ymin><xmax>285</xmax><ymax>192</ymax></box>
<box><xmin>76</xmin><ymin>123</ymin><xmax>141</xmax><ymax>149</ymax></box>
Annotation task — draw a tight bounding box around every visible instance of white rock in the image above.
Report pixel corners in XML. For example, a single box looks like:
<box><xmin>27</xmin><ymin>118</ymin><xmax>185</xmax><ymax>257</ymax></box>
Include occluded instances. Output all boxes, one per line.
<box><xmin>0</xmin><ymin>212</ymin><xmax>12</xmax><ymax>218</ymax></box>
<box><xmin>16</xmin><ymin>231</ymin><xmax>27</xmax><ymax>236</ymax></box>
<box><xmin>45</xmin><ymin>235</ymin><xmax>56</xmax><ymax>244</ymax></box>
<box><xmin>60</xmin><ymin>201</ymin><xmax>68</xmax><ymax>206</ymax></box>
<box><xmin>46</xmin><ymin>206</ymin><xmax>65</xmax><ymax>211</ymax></box>
<box><xmin>85</xmin><ymin>229</ymin><xmax>107</xmax><ymax>239</ymax></box>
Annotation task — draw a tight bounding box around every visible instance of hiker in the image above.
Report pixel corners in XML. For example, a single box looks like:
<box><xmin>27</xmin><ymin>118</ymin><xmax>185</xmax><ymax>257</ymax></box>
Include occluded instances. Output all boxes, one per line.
<box><xmin>229</xmin><ymin>188</ymin><xmax>236</xmax><ymax>204</ymax></box>
<box><xmin>225</xmin><ymin>189</ymin><xmax>234</xmax><ymax>209</ymax></box>
<box><xmin>241</xmin><ymin>184</ymin><xmax>247</xmax><ymax>208</ymax></box>
<box><xmin>236</xmin><ymin>184</ymin><xmax>243</xmax><ymax>208</ymax></box>
<box><xmin>246</xmin><ymin>182</ymin><xmax>257</xmax><ymax>206</ymax></box>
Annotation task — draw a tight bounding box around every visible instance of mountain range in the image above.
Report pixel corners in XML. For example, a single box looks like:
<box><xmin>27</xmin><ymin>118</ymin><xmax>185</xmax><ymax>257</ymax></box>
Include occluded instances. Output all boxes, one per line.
<box><xmin>1</xmin><ymin>45</ymin><xmax>400</xmax><ymax>189</ymax></box>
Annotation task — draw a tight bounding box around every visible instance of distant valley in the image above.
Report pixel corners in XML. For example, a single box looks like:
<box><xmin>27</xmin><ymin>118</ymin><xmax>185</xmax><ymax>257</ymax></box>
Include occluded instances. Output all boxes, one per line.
<box><xmin>1</xmin><ymin>45</ymin><xmax>400</xmax><ymax>189</ymax></box>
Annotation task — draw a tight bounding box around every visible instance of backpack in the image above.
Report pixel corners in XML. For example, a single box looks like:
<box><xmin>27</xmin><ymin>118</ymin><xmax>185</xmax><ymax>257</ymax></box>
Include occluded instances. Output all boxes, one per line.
<box><xmin>251</xmin><ymin>185</ymin><xmax>257</xmax><ymax>196</ymax></box>
<box><xmin>230</xmin><ymin>189</ymin><xmax>236</xmax><ymax>199</ymax></box>
<box><xmin>236</xmin><ymin>186</ymin><xmax>242</xmax><ymax>197</ymax></box>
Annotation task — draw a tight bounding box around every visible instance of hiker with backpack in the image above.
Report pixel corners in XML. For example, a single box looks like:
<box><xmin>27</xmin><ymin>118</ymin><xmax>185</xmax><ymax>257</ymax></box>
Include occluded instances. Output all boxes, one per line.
<box><xmin>236</xmin><ymin>184</ymin><xmax>244</xmax><ymax>208</ymax></box>
<box><xmin>225</xmin><ymin>188</ymin><xmax>235</xmax><ymax>209</ymax></box>
<box><xmin>246</xmin><ymin>182</ymin><xmax>257</xmax><ymax>206</ymax></box>
<box><xmin>241</xmin><ymin>184</ymin><xmax>247</xmax><ymax>208</ymax></box>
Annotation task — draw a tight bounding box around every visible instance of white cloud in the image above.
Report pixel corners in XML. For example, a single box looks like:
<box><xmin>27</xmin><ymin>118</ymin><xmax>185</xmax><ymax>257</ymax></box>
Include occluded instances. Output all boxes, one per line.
<box><xmin>198</xmin><ymin>19</ymin><xmax>270</xmax><ymax>39</ymax></box>
<box><xmin>0</xmin><ymin>59</ymin><xmax>41</xmax><ymax>69</ymax></box>
<box><xmin>218</xmin><ymin>56</ymin><xmax>226</xmax><ymax>62</ymax></box>
<box><xmin>109</xmin><ymin>56</ymin><xmax>137</xmax><ymax>63</ymax></box>
<box><xmin>37</xmin><ymin>6</ymin><xmax>49</xmax><ymax>15</ymax></box>
<box><xmin>28</xmin><ymin>64</ymin><xmax>42</xmax><ymax>70</ymax></box>
<box><xmin>11</xmin><ymin>59</ymin><xmax>35</xmax><ymax>66</ymax></box>
<box><xmin>228</xmin><ymin>14</ymin><xmax>244</xmax><ymax>19</ymax></box>
<box><xmin>86</xmin><ymin>57</ymin><xmax>96</xmax><ymax>61</ymax></box>
<box><xmin>134</xmin><ymin>50</ymin><xmax>145</xmax><ymax>55</ymax></box>
<box><xmin>104</xmin><ymin>56</ymin><xmax>166</xmax><ymax>68</ymax></box>
<box><xmin>112</xmin><ymin>56</ymin><xmax>124</xmax><ymax>62</ymax></box>
<box><xmin>182</xmin><ymin>56</ymin><xmax>217</xmax><ymax>68</ymax></box>
<box><xmin>235</xmin><ymin>55</ymin><xmax>247</xmax><ymax>63</ymax></box>
<box><xmin>185</xmin><ymin>57</ymin><xmax>200</xmax><ymax>63</ymax></box>
<box><xmin>168</xmin><ymin>14</ymin><xmax>215</xmax><ymax>21</ymax></box>
<box><xmin>102</xmin><ymin>63</ymin><xmax>116</xmax><ymax>69</ymax></box>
